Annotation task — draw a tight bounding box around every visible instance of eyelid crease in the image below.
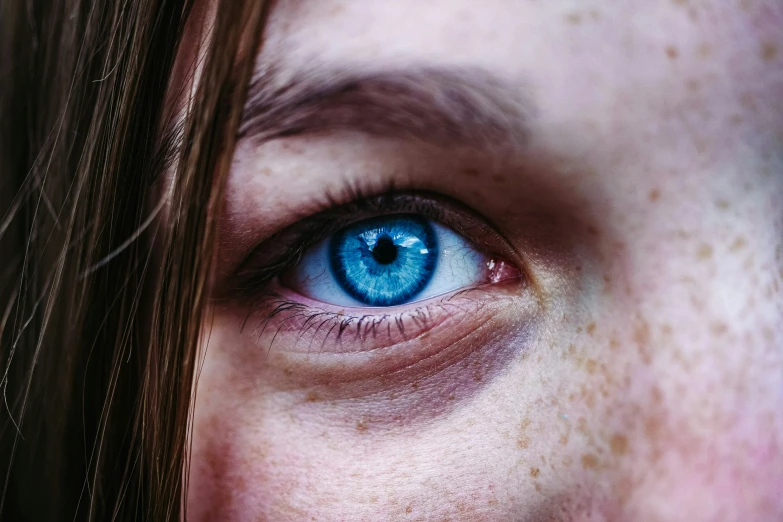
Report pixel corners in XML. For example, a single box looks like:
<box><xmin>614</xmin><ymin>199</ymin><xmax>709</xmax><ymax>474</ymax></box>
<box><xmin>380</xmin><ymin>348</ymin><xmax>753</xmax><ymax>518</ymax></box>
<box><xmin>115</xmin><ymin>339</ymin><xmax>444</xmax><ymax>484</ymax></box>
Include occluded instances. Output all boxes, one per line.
<box><xmin>216</xmin><ymin>190</ymin><xmax>524</xmax><ymax>305</ymax></box>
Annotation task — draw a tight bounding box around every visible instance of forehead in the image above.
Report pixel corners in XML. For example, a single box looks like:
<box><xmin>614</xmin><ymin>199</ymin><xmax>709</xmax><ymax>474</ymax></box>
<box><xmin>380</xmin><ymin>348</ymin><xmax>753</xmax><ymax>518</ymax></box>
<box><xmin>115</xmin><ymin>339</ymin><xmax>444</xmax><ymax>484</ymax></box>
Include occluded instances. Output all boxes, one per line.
<box><xmin>263</xmin><ymin>1</ymin><xmax>779</xmax><ymax>75</ymax></box>
<box><xmin>256</xmin><ymin>0</ymin><xmax>781</xmax><ymax>149</ymax></box>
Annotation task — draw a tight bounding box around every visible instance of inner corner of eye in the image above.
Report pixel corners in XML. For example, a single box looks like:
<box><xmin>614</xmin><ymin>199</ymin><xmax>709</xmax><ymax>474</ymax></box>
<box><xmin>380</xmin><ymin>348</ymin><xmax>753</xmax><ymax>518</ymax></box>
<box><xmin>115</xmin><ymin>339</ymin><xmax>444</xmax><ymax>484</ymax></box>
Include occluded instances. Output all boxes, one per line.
<box><xmin>280</xmin><ymin>213</ymin><xmax>521</xmax><ymax>308</ymax></box>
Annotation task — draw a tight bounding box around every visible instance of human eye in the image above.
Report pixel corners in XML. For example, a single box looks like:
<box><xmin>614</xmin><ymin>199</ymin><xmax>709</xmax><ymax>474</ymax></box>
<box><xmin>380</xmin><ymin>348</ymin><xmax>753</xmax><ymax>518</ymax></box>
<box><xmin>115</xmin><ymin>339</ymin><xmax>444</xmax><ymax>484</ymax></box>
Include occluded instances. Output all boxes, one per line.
<box><xmin>219</xmin><ymin>190</ymin><xmax>536</xmax><ymax>385</ymax></box>
<box><xmin>284</xmin><ymin>214</ymin><xmax>498</xmax><ymax>308</ymax></box>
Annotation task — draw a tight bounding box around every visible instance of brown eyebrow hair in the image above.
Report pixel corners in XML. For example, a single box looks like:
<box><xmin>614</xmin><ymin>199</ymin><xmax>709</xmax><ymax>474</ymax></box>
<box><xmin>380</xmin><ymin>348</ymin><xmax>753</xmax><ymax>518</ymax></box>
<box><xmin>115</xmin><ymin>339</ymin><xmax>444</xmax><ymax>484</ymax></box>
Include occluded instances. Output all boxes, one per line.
<box><xmin>237</xmin><ymin>66</ymin><xmax>535</xmax><ymax>148</ymax></box>
<box><xmin>153</xmin><ymin>66</ymin><xmax>534</xmax><ymax>180</ymax></box>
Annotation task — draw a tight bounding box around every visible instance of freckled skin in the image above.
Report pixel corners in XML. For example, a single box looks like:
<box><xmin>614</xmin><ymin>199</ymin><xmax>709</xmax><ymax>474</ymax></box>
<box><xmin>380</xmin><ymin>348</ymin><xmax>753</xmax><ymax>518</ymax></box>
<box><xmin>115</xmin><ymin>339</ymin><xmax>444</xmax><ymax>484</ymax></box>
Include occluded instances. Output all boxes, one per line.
<box><xmin>185</xmin><ymin>1</ymin><xmax>783</xmax><ymax>521</ymax></box>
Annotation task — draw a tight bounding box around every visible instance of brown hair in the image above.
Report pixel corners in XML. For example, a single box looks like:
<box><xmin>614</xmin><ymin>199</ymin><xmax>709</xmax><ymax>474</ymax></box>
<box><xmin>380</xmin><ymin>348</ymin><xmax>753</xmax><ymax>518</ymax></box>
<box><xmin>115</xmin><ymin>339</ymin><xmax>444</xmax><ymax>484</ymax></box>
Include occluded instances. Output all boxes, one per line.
<box><xmin>0</xmin><ymin>1</ymin><xmax>268</xmax><ymax>519</ymax></box>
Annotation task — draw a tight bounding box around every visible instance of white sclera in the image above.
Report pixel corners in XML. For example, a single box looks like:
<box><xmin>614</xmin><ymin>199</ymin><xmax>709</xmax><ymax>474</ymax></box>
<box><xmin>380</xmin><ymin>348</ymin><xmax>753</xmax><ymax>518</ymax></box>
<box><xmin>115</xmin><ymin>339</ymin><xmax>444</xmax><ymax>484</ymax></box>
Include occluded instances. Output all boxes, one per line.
<box><xmin>286</xmin><ymin>221</ymin><xmax>488</xmax><ymax>308</ymax></box>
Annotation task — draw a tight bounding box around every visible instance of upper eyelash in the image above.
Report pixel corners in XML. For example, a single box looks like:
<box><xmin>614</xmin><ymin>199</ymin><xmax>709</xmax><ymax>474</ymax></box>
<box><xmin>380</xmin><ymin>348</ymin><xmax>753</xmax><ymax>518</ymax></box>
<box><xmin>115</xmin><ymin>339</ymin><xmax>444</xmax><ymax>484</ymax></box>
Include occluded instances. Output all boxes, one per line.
<box><xmin>224</xmin><ymin>192</ymin><xmax>451</xmax><ymax>301</ymax></box>
<box><xmin>227</xmin><ymin>181</ymin><xmax>401</xmax><ymax>292</ymax></box>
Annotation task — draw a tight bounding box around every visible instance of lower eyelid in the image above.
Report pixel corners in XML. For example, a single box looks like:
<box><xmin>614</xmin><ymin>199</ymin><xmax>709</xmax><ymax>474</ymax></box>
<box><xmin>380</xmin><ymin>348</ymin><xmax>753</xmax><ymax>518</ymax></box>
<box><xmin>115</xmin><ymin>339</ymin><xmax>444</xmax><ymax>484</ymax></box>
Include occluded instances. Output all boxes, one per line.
<box><xmin>235</xmin><ymin>282</ymin><xmax>536</xmax><ymax>392</ymax></box>
<box><xmin>255</xmin><ymin>278</ymin><xmax>522</xmax><ymax>349</ymax></box>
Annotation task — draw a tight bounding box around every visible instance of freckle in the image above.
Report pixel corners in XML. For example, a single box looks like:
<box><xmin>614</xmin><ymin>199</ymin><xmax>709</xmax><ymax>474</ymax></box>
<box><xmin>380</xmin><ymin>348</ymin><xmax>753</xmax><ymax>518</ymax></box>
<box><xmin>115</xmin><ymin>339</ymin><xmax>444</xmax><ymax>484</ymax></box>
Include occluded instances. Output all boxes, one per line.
<box><xmin>581</xmin><ymin>386</ymin><xmax>596</xmax><ymax>408</ymax></box>
<box><xmin>711</xmin><ymin>321</ymin><xmax>728</xmax><ymax>335</ymax></box>
<box><xmin>356</xmin><ymin>420</ymin><xmax>368</xmax><ymax>433</ymax></box>
<box><xmin>740</xmin><ymin>92</ymin><xmax>757</xmax><ymax>111</ymax></box>
<box><xmin>586</xmin><ymin>322</ymin><xmax>596</xmax><ymax>336</ymax></box>
<box><xmin>648</xmin><ymin>189</ymin><xmax>661</xmax><ymax>202</ymax></box>
<box><xmin>610</xmin><ymin>434</ymin><xmax>629</xmax><ymax>456</ymax></box>
<box><xmin>697</xmin><ymin>243</ymin><xmax>713</xmax><ymax>260</ymax></box>
<box><xmin>305</xmin><ymin>391</ymin><xmax>320</xmax><ymax>402</ymax></box>
<box><xmin>517</xmin><ymin>436</ymin><xmax>530</xmax><ymax>449</ymax></box>
<box><xmin>530</xmin><ymin>467</ymin><xmax>541</xmax><ymax>478</ymax></box>
<box><xmin>650</xmin><ymin>385</ymin><xmax>663</xmax><ymax>404</ymax></box>
<box><xmin>609</xmin><ymin>336</ymin><xmax>620</xmax><ymax>350</ymax></box>
<box><xmin>697</xmin><ymin>43</ymin><xmax>712</xmax><ymax>58</ymax></box>
<box><xmin>405</xmin><ymin>505</ymin><xmax>413</xmax><ymax>514</ymax></box>
<box><xmin>589</xmin><ymin>10</ymin><xmax>600</xmax><ymax>20</ymax></box>
<box><xmin>581</xmin><ymin>453</ymin><xmax>600</xmax><ymax>469</ymax></box>
<box><xmin>660</xmin><ymin>324</ymin><xmax>672</xmax><ymax>336</ymax></box>
<box><xmin>411</xmin><ymin>382</ymin><xmax>419</xmax><ymax>390</ymax></box>
<box><xmin>559</xmin><ymin>434</ymin><xmax>569</xmax><ymax>445</ymax></box>
<box><xmin>665</xmin><ymin>46</ymin><xmax>679</xmax><ymax>59</ymax></box>
<box><xmin>690</xmin><ymin>292</ymin><xmax>705</xmax><ymax>310</ymax></box>
<box><xmin>448</xmin><ymin>394</ymin><xmax>456</xmax><ymax>401</ymax></box>
<box><xmin>763</xmin><ymin>327</ymin><xmax>774</xmax><ymax>343</ymax></box>
<box><xmin>761</xmin><ymin>42</ymin><xmax>778</xmax><ymax>62</ymax></box>
<box><xmin>633</xmin><ymin>322</ymin><xmax>652</xmax><ymax>363</ymax></box>
<box><xmin>715</xmin><ymin>199</ymin><xmax>730</xmax><ymax>210</ymax></box>
<box><xmin>585</xmin><ymin>359</ymin><xmax>598</xmax><ymax>374</ymax></box>
<box><xmin>577</xmin><ymin>417</ymin><xmax>589</xmax><ymax>436</ymax></box>
<box><xmin>568</xmin><ymin>344</ymin><xmax>576</xmax><ymax>356</ymax></box>
<box><xmin>534</xmin><ymin>483</ymin><xmax>542</xmax><ymax>492</ymax></box>
<box><xmin>566</xmin><ymin>12</ymin><xmax>582</xmax><ymax>24</ymax></box>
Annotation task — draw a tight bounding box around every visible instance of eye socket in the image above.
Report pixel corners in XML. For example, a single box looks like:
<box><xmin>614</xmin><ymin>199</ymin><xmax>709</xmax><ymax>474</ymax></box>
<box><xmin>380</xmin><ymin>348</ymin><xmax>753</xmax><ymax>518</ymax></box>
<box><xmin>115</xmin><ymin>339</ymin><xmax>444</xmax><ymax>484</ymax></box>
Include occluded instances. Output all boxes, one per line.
<box><xmin>282</xmin><ymin>213</ymin><xmax>493</xmax><ymax>307</ymax></box>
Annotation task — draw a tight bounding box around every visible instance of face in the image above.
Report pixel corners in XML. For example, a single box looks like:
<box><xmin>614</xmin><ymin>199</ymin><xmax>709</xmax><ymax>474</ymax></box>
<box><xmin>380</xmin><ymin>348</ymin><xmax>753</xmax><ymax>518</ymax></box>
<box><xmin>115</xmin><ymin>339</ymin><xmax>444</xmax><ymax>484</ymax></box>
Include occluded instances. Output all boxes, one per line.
<box><xmin>182</xmin><ymin>1</ymin><xmax>783</xmax><ymax>520</ymax></box>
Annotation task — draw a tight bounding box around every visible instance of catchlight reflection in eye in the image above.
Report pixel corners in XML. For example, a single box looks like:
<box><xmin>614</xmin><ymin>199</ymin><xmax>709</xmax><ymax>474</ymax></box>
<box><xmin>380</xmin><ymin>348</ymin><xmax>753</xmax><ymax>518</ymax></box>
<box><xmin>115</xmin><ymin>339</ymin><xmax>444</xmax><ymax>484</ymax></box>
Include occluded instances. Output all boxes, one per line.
<box><xmin>284</xmin><ymin>214</ymin><xmax>494</xmax><ymax>307</ymax></box>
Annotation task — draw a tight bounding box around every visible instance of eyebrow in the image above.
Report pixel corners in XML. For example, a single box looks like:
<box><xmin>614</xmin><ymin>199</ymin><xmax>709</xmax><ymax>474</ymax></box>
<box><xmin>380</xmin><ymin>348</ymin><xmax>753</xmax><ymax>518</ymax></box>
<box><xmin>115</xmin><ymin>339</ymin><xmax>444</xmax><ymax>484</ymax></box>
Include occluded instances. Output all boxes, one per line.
<box><xmin>237</xmin><ymin>66</ymin><xmax>535</xmax><ymax>149</ymax></box>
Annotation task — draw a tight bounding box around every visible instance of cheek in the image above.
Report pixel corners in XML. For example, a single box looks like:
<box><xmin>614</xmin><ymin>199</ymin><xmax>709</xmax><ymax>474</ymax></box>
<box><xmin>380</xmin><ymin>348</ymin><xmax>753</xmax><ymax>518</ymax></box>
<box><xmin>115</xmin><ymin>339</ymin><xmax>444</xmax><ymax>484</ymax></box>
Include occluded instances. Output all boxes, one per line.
<box><xmin>187</xmin><ymin>289</ymin><xmax>783</xmax><ymax>522</ymax></box>
<box><xmin>552</xmin><ymin>256</ymin><xmax>783</xmax><ymax>516</ymax></box>
<box><xmin>188</xmin><ymin>377</ymin><xmax>319</xmax><ymax>521</ymax></box>
<box><xmin>185</xmin><ymin>324</ymin><xmax>542</xmax><ymax>521</ymax></box>
<box><xmin>187</xmin><ymin>415</ymin><xmax>304</xmax><ymax>521</ymax></box>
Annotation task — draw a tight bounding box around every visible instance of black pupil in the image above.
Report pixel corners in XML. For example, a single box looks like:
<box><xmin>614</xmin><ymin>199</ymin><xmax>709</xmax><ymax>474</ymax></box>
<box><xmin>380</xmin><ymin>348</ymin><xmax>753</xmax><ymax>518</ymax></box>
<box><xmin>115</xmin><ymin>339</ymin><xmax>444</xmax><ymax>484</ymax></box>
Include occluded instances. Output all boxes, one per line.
<box><xmin>372</xmin><ymin>235</ymin><xmax>398</xmax><ymax>265</ymax></box>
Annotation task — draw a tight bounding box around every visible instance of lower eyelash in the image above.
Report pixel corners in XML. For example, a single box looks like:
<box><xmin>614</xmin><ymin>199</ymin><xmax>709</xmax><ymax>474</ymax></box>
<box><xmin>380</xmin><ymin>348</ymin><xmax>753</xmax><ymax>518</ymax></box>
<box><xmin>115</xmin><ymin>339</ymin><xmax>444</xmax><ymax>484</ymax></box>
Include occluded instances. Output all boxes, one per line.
<box><xmin>242</xmin><ymin>289</ymin><xmax>487</xmax><ymax>355</ymax></box>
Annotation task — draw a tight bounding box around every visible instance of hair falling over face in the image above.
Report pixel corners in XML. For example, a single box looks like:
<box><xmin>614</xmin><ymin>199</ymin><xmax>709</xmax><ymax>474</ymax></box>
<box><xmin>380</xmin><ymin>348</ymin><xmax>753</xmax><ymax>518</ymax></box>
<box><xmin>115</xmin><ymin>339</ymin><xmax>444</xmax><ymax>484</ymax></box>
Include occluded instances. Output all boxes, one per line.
<box><xmin>0</xmin><ymin>1</ymin><xmax>268</xmax><ymax>520</ymax></box>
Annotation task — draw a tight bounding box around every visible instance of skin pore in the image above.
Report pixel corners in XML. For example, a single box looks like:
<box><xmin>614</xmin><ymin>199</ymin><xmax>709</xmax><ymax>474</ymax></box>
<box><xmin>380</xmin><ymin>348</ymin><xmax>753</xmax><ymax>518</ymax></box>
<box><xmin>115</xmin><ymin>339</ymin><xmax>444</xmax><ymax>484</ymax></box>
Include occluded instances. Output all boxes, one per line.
<box><xmin>180</xmin><ymin>1</ymin><xmax>783</xmax><ymax>520</ymax></box>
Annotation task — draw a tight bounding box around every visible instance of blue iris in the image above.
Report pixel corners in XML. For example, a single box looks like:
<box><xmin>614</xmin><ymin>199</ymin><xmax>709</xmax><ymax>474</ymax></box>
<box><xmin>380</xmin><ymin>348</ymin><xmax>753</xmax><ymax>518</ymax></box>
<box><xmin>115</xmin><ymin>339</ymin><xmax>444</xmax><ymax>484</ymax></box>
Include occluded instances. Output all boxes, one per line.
<box><xmin>329</xmin><ymin>215</ymin><xmax>438</xmax><ymax>306</ymax></box>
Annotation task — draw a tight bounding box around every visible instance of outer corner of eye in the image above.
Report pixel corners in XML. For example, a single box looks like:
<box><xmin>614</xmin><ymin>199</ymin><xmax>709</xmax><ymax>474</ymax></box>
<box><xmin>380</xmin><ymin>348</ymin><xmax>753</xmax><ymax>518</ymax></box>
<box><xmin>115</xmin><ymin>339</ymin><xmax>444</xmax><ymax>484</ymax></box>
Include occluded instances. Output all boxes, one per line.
<box><xmin>280</xmin><ymin>213</ymin><xmax>523</xmax><ymax>309</ymax></box>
